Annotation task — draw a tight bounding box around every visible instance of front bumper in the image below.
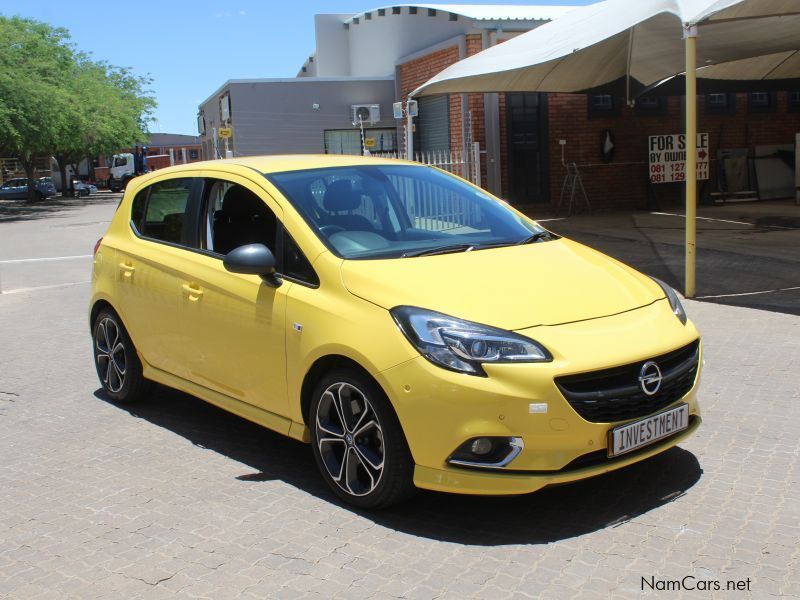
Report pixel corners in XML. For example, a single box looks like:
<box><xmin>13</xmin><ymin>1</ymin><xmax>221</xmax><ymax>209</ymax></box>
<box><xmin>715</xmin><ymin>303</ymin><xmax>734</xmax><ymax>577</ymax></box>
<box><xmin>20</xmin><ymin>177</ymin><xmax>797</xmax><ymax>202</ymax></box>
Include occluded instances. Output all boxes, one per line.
<box><xmin>378</xmin><ymin>300</ymin><xmax>702</xmax><ymax>495</ymax></box>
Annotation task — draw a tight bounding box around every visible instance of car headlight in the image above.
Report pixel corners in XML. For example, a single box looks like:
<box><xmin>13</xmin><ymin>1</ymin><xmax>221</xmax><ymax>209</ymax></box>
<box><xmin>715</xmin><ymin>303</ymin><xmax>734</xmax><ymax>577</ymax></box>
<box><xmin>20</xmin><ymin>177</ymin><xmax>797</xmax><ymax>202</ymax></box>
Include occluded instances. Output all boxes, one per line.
<box><xmin>651</xmin><ymin>277</ymin><xmax>687</xmax><ymax>325</ymax></box>
<box><xmin>390</xmin><ymin>306</ymin><xmax>551</xmax><ymax>376</ymax></box>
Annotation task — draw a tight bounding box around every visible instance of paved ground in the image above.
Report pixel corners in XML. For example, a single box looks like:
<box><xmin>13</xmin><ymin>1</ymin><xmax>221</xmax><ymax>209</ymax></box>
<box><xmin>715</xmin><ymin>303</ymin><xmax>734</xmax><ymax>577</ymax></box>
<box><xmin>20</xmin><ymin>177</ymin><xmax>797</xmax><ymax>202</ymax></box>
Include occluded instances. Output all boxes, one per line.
<box><xmin>0</xmin><ymin>196</ymin><xmax>798</xmax><ymax>599</ymax></box>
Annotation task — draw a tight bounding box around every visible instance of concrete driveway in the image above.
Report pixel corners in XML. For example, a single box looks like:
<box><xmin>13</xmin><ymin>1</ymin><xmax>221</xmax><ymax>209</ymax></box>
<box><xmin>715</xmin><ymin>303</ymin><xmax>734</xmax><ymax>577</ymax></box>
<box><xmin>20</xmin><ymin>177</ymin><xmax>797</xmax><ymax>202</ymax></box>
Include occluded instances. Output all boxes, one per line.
<box><xmin>0</xmin><ymin>196</ymin><xmax>798</xmax><ymax>599</ymax></box>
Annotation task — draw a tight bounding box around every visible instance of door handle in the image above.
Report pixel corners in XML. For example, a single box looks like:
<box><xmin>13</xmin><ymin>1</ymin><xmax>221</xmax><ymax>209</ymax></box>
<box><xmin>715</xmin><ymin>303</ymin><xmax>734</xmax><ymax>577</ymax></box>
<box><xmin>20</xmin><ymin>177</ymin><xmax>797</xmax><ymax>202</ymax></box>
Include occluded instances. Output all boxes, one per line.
<box><xmin>182</xmin><ymin>283</ymin><xmax>204</xmax><ymax>299</ymax></box>
<box><xmin>119</xmin><ymin>262</ymin><xmax>135</xmax><ymax>279</ymax></box>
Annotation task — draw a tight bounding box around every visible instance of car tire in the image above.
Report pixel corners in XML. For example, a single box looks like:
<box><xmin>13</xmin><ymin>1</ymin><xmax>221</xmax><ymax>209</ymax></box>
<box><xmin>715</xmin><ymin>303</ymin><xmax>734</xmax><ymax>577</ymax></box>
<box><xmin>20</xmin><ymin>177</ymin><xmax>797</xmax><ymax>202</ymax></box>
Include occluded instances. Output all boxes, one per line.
<box><xmin>310</xmin><ymin>368</ymin><xmax>415</xmax><ymax>508</ymax></box>
<box><xmin>92</xmin><ymin>308</ymin><xmax>151</xmax><ymax>403</ymax></box>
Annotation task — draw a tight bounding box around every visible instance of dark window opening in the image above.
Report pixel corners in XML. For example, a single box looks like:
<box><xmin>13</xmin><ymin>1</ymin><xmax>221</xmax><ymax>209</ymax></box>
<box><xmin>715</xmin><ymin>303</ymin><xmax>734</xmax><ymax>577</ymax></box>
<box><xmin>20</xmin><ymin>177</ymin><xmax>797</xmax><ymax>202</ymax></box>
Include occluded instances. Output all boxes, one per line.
<box><xmin>588</xmin><ymin>94</ymin><xmax>621</xmax><ymax>117</ymax></box>
<box><xmin>409</xmin><ymin>7</ymin><xmax>417</xmax><ymax>14</ymax></box>
<box><xmin>635</xmin><ymin>95</ymin><xmax>665</xmax><ymax>115</ymax></box>
<box><xmin>378</xmin><ymin>8</ymin><xmax>385</xmax><ymax>16</ymax></box>
<box><xmin>392</xmin><ymin>6</ymin><xmax>401</xmax><ymax>14</ymax></box>
<box><xmin>748</xmin><ymin>91</ymin><xmax>775</xmax><ymax>113</ymax></box>
<box><xmin>789</xmin><ymin>91</ymin><xmax>800</xmax><ymax>112</ymax></box>
<box><xmin>428</xmin><ymin>8</ymin><xmax>436</xmax><ymax>16</ymax></box>
<box><xmin>705</xmin><ymin>93</ymin><xmax>736</xmax><ymax>115</ymax></box>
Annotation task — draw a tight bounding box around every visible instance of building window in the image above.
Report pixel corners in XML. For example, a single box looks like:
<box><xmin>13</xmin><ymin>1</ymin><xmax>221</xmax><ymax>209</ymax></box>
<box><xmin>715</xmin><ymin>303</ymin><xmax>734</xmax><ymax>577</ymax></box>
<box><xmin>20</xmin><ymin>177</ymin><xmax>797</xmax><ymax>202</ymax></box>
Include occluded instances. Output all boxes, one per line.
<box><xmin>748</xmin><ymin>91</ymin><xmax>775</xmax><ymax>113</ymax></box>
<box><xmin>635</xmin><ymin>95</ymin><xmax>665</xmax><ymax>115</ymax></box>
<box><xmin>324</xmin><ymin>129</ymin><xmax>397</xmax><ymax>155</ymax></box>
<box><xmin>587</xmin><ymin>94</ymin><xmax>620</xmax><ymax>117</ymax></box>
<box><xmin>189</xmin><ymin>149</ymin><xmax>199</xmax><ymax>160</ymax></box>
<box><xmin>449</xmin><ymin>12</ymin><xmax>458</xmax><ymax>21</ymax></box>
<box><xmin>378</xmin><ymin>8</ymin><xmax>385</xmax><ymax>16</ymax></box>
<box><xmin>392</xmin><ymin>6</ymin><xmax>401</xmax><ymax>14</ymax></box>
<box><xmin>364</xmin><ymin>12</ymin><xmax>371</xmax><ymax>20</ymax></box>
<box><xmin>409</xmin><ymin>7</ymin><xmax>417</xmax><ymax>14</ymax></box>
<box><xmin>428</xmin><ymin>8</ymin><xmax>436</xmax><ymax>16</ymax></box>
<box><xmin>789</xmin><ymin>91</ymin><xmax>800</xmax><ymax>112</ymax></box>
<box><xmin>705</xmin><ymin>93</ymin><xmax>735</xmax><ymax>115</ymax></box>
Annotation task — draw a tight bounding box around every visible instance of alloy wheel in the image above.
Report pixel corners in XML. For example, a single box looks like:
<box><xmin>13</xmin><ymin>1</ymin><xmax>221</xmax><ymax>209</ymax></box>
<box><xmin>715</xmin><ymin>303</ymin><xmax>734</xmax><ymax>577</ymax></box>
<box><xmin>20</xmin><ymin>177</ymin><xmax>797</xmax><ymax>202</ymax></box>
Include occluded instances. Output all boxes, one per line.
<box><xmin>315</xmin><ymin>382</ymin><xmax>385</xmax><ymax>497</ymax></box>
<box><xmin>95</xmin><ymin>317</ymin><xmax>126</xmax><ymax>393</ymax></box>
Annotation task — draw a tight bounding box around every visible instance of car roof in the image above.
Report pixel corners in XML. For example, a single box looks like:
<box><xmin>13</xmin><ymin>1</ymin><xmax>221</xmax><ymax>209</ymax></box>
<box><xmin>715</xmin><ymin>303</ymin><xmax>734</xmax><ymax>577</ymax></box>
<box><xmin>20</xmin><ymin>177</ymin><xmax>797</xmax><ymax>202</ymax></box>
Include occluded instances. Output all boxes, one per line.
<box><xmin>140</xmin><ymin>154</ymin><xmax>421</xmax><ymax>178</ymax></box>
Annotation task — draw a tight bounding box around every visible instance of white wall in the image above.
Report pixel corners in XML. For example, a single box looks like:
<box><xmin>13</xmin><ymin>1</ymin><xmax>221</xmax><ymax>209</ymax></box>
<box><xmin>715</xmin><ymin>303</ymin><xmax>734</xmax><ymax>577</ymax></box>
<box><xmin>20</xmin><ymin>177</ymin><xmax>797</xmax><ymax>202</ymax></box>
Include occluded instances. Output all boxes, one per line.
<box><xmin>314</xmin><ymin>10</ymin><xmax>471</xmax><ymax>78</ymax></box>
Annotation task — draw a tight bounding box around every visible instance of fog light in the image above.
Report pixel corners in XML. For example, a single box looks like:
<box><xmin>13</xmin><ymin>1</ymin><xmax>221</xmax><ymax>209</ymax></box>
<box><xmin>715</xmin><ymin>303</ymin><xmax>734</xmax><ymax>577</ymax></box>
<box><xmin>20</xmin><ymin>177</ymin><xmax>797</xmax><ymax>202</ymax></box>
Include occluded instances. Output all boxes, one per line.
<box><xmin>448</xmin><ymin>436</ymin><xmax>524</xmax><ymax>470</ymax></box>
<box><xmin>470</xmin><ymin>438</ymin><xmax>493</xmax><ymax>455</ymax></box>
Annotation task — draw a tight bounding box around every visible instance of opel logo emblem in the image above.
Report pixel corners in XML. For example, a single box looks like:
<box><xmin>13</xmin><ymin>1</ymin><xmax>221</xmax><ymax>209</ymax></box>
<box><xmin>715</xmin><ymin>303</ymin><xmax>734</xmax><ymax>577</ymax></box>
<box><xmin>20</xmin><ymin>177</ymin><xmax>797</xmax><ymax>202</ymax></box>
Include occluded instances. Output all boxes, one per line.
<box><xmin>638</xmin><ymin>361</ymin><xmax>662</xmax><ymax>396</ymax></box>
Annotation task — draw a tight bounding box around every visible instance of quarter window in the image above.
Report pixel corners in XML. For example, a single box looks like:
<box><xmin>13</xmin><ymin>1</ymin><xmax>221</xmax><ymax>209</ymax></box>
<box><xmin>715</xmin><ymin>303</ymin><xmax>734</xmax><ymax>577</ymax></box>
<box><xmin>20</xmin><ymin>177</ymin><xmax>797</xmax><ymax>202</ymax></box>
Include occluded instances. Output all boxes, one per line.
<box><xmin>137</xmin><ymin>178</ymin><xmax>194</xmax><ymax>244</ymax></box>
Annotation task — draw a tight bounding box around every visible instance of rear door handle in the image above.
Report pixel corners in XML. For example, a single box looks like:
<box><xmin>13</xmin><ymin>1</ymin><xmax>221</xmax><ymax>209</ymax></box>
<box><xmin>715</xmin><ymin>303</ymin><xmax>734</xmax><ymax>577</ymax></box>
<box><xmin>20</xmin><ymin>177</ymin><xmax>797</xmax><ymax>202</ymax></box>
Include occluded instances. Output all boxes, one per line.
<box><xmin>119</xmin><ymin>261</ymin><xmax>135</xmax><ymax>278</ymax></box>
<box><xmin>182</xmin><ymin>283</ymin><xmax>204</xmax><ymax>299</ymax></box>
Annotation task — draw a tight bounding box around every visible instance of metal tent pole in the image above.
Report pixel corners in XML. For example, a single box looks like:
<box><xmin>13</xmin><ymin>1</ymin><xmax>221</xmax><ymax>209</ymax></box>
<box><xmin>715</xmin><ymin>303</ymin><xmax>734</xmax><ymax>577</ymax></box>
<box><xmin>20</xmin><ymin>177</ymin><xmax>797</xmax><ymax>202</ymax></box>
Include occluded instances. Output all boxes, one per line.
<box><xmin>684</xmin><ymin>25</ymin><xmax>698</xmax><ymax>298</ymax></box>
<box><xmin>406</xmin><ymin>97</ymin><xmax>414</xmax><ymax>161</ymax></box>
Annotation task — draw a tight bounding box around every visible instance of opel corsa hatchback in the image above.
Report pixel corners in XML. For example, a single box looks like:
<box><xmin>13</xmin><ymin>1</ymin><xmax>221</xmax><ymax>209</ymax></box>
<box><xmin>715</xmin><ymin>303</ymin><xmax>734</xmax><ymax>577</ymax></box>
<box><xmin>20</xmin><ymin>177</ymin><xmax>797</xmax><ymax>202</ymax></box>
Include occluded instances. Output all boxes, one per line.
<box><xmin>90</xmin><ymin>155</ymin><xmax>701</xmax><ymax>508</ymax></box>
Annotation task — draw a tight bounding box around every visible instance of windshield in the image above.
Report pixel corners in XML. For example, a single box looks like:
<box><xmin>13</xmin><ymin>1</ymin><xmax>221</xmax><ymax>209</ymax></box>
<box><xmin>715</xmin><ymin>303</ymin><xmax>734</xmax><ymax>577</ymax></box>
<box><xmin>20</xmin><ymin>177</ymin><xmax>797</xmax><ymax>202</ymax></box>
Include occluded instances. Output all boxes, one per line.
<box><xmin>267</xmin><ymin>165</ymin><xmax>549</xmax><ymax>259</ymax></box>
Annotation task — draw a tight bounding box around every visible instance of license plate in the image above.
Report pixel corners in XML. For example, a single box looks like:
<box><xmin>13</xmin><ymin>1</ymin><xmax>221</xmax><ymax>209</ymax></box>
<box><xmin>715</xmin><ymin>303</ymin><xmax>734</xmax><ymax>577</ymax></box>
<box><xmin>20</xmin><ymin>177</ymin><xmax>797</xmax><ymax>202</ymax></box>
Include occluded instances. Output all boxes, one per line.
<box><xmin>608</xmin><ymin>404</ymin><xmax>689</xmax><ymax>457</ymax></box>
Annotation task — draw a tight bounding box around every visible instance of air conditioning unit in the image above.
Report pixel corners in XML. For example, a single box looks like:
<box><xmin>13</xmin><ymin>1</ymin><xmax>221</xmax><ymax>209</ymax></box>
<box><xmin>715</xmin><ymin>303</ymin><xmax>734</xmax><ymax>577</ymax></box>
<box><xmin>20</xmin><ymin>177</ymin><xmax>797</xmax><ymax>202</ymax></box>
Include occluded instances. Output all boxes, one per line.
<box><xmin>351</xmin><ymin>104</ymin><xmax>380</xmax><ymax>125</ymax></box>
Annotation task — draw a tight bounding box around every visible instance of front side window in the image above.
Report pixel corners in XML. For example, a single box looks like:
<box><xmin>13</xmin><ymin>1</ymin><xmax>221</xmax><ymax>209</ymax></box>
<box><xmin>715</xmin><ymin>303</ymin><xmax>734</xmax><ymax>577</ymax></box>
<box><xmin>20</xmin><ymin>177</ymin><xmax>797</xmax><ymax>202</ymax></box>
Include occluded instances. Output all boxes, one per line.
<box><xmin>201</xmin><ymin>180</ymin><xmax>277</xmax><ymax>256</ymax></box>
<box><xmin>268</xmin><ymin>165</ymin><xmax>548</xmax><ymax>260</ymax></box>
<box><xmin>134</xmin><ymin>178</ymin><xmax>194</xmax><ymax>245</ymax></box>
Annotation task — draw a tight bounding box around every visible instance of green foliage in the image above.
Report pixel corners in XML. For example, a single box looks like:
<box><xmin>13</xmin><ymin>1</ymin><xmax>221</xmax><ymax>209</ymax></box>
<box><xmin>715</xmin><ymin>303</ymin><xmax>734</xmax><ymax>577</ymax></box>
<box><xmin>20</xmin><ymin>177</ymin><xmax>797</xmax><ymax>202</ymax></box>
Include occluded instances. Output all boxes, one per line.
<box><xmin>0</xmin><ymin>15</ymin><xmax>155</xmax><ymax>195</ymax></box>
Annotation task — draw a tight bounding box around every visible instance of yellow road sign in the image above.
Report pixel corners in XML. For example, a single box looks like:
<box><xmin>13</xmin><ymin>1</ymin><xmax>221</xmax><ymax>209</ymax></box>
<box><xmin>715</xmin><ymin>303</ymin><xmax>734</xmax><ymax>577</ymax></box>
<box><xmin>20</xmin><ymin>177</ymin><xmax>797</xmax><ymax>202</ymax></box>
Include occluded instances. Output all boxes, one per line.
<box><xmin>219</xmin><ymin>127</ymin><xmax>232</xmax><ymax>138</ymax></box>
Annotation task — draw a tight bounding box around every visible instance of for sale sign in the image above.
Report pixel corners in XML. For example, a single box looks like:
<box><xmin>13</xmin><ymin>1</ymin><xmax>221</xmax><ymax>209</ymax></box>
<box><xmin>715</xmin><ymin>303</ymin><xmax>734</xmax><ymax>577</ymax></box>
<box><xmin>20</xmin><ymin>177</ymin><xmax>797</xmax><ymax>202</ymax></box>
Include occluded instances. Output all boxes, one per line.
<box><xmin>648</xmin><ymin>133</ymin><xmax>709</xmax><ymax>183</ymax></box>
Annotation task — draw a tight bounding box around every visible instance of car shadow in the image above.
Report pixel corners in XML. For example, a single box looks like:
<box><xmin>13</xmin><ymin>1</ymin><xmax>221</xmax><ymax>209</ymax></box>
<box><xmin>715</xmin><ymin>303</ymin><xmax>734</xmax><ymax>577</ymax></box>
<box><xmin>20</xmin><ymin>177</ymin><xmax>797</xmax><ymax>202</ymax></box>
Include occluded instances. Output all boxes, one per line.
<box><xmin>94</xmin><ymin>385</ymin><xmax>703</xmax><ymax>546</ymax></box>
<box><xmin>0</xmin><ymin>194</ymin><xmax>120</xmax><ymax>223</ymax></box>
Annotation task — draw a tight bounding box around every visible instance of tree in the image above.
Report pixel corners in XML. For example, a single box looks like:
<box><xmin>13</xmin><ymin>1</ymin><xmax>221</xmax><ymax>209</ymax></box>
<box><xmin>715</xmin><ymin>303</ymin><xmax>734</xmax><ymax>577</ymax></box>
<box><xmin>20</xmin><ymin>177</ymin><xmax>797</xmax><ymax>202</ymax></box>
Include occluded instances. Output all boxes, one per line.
<box><xmin>0</xmin><ymin>16</ymin><xmax>155</xmax><ymax>201</ymax></box>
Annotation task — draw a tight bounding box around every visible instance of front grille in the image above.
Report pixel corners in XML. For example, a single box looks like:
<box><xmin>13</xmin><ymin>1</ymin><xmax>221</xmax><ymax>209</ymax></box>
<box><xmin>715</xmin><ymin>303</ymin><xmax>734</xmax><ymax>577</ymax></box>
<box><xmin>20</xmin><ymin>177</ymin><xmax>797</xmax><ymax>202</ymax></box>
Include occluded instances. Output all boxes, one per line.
<box><xmin>555</xmin><ymin>340</ymin><xmax>699</xmax><ymax>423</ymax></box>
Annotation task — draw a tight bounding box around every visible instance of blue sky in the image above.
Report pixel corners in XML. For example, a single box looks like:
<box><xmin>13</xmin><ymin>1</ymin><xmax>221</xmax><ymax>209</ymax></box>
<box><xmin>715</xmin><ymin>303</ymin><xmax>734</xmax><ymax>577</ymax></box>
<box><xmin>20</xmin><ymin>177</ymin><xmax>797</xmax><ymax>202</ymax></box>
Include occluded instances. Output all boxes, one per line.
<box><xmin>3</xmin><ymin>1</ymin><xmax>594</xmax><ymax>135</ymax></box>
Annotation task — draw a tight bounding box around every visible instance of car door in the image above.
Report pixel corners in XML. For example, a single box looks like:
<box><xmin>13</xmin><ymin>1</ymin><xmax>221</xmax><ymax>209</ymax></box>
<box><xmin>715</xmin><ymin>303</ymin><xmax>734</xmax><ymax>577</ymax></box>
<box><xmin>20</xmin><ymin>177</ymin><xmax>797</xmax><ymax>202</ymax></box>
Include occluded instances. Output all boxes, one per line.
<box><xmin>172</xmin><ymin>175</ymin><xmax>291</xmax><ymax>418</ymax></box>
<box><xmin>113</xmin><ymin>176</ymin><xmax>201</xmax><ymax>379</ymax></box>
<box><xmin>0</xmin><ymin>180</ymin><xmax>14</xmax><ymax>199</ymax></box>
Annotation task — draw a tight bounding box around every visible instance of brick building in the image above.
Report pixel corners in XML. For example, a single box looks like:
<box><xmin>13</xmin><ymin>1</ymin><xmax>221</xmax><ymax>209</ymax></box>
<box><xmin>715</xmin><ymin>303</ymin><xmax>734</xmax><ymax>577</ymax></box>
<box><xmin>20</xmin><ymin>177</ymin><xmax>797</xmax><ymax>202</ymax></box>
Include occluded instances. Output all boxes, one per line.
<box><xmin>199</xmin><ymin>4</ymin><xmax>800</xmax><ymax>209</ymax></box>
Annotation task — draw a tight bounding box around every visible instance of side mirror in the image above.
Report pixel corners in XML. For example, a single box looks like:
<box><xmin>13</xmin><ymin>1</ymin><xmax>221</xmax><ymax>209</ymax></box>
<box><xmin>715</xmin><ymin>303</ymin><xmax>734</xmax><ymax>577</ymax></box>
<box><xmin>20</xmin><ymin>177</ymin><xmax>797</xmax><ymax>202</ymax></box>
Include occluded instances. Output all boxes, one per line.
<box><xmin>223</xmin><ymin>243</ymin><xmax>282</xmax><ymax>287</ymax></box>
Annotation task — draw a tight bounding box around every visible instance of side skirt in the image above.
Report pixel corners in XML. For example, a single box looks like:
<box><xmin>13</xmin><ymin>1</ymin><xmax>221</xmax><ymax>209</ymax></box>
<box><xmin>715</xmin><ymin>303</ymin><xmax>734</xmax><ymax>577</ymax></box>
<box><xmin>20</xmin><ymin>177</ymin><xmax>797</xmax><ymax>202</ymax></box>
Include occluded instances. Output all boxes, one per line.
<box><xmin>141</xmin><ymin>361</ymin><xmax>310</xmax><ymax>443</ymax></box>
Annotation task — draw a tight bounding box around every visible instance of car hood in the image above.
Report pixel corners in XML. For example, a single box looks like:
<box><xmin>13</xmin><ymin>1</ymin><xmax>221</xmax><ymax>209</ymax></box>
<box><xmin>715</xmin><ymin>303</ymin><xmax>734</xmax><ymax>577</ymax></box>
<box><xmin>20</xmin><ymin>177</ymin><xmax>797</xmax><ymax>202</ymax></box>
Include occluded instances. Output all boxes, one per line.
<box><xmin>340</xmin><ymin>239</ymin><xmax>664</xmax><ymax>330</ymax></box>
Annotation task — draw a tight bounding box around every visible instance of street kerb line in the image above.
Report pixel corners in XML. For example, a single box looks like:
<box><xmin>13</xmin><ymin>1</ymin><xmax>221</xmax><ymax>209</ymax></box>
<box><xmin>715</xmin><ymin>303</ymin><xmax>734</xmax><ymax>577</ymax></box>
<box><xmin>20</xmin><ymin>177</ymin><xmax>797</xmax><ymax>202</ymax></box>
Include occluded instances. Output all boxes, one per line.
<box><xmin>0</xmin><ymin>254</ymin><xmax>93</xmax><ymax>264</ymax></box>
<box><xmin>650</xmin><ymin>212</ymin><xmax>796</xmax><ymax>230</ymax></box>
<box><xmin>696</xmin><ymin>286</ymin><xmax>800</xmax><ymax>299</ymax></box>
<box><xmin>0</xmin><ymin>280</ymin><xmax>91</xmax><ymax>295</ymax></box>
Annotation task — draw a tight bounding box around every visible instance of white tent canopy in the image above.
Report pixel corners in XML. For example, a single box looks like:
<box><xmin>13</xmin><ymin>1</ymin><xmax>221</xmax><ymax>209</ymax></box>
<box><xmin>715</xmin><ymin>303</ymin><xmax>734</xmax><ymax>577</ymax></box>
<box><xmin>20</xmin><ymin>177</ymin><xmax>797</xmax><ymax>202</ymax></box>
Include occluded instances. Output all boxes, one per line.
<box><xmin>412</xmin><ymin>0</ymin><xmax>800</xmax><ymax>98</ymax></box>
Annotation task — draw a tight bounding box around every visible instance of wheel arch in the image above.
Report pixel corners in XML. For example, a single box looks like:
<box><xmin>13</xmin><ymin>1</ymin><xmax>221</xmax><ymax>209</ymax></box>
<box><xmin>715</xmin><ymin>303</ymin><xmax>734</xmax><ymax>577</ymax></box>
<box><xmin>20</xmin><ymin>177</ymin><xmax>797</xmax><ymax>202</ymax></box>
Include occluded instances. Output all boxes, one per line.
<box><xmin>300</xmin><ymin>354</ymin><xmax>381</xmax><ymax>426</ymax></box>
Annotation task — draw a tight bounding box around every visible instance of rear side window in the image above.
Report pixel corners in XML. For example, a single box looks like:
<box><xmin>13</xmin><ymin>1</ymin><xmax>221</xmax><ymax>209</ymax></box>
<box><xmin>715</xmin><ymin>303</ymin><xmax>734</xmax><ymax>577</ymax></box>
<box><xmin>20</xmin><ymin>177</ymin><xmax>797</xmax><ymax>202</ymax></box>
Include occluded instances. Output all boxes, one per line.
<box><xmin>134</xmin><ymin>178</ymin><xmax>194</xmax><ymax>245</ymax></box>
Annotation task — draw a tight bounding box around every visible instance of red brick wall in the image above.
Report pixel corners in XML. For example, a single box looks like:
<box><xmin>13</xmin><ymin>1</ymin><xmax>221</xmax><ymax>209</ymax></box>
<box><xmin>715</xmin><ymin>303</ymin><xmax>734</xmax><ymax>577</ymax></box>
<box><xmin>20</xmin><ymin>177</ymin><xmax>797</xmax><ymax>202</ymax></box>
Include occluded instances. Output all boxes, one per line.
<box><xmin>397</xmin><ymin>36</ymin><xmax>491</xmax><ymax>185</ymax></box>
<box><xmin>547</xmin><ymin>92</ymin><xmax>800</xmax><ymax>210</ymax></box>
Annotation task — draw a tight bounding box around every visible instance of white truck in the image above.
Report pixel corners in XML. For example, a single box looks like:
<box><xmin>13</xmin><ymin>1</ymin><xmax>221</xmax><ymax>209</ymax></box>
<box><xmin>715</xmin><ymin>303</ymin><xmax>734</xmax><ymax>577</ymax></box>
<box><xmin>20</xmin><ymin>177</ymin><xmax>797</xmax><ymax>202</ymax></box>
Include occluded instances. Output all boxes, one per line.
<box><xmin>107</xmin><ymin>153</ymin><xmax>137</xmax><ymax>192</ymax></box>
<box><xmin>107</xmin><ymin>151</ymin><xmax>170</xmax><ymax>192</ymax></box>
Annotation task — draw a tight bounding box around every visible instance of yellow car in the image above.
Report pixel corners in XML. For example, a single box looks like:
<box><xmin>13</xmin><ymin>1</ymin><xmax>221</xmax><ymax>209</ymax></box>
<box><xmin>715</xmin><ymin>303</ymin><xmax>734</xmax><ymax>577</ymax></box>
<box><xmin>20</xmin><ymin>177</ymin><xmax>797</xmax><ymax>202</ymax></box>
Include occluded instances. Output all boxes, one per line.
<box><xmin>90</xmin><ymin>155</ymin><xmax>701</xmax><ymax>508</ymax></box>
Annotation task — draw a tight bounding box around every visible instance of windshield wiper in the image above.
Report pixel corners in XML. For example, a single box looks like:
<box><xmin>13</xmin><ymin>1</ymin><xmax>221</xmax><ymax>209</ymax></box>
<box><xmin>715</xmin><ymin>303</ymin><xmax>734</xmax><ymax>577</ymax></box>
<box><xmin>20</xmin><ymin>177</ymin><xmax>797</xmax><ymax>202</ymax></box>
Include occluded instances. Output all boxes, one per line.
<box><xmin>402</xmin><ymin>244</ymin><xmax>474</xmax><ymax>258</ymax></box>
<box><xmin>516</xmin><ymin>231</ymin><xmax>554</xmax><ymax>245</ymax></box>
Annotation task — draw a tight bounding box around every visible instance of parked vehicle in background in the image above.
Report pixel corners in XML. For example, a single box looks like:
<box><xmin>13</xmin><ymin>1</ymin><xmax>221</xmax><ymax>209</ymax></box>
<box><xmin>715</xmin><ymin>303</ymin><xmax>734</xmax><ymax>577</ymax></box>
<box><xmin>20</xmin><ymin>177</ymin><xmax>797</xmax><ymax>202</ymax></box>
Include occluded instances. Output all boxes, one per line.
<box><xmin>108</xmin><ymin>153</ymin><xmax>136</xmax><ymax>192</ymax></box>
<box><xmin>108</xmin><ymin>151</ymin><xmax>173</xmax><ymax>192</ymax></box>
<box><xmin>0</xmin><ymin>178</ymin><xmax>57</xmax><ymax>200</ymax></box>
<box><xmin>73</xmin><ymin>180</ymin><xmax>97</xmax><ymax>197</ymax></box>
